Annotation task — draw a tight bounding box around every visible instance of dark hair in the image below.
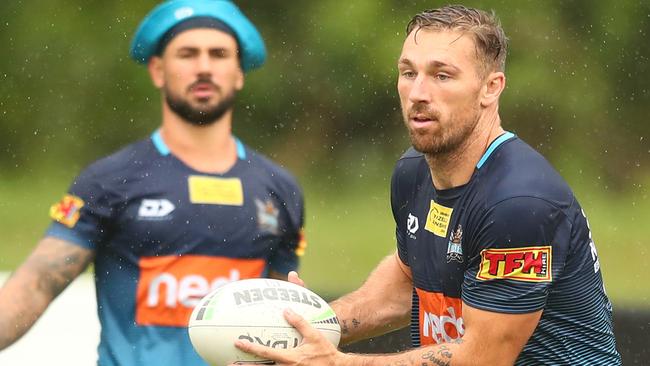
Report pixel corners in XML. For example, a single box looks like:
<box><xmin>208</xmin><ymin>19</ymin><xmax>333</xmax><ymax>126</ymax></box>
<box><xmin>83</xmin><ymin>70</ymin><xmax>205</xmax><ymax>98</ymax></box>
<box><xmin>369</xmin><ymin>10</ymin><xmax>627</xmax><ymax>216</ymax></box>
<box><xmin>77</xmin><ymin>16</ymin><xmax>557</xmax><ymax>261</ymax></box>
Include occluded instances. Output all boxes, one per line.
<box><xmin>155</xmin><ymin>16</ymin><xmax>238</xmax><ymax>56</ymax></box>
<box><xmin>406</xmin><ymin>5</ymin><xmax>508</xmax><ymax>74</ymax></box>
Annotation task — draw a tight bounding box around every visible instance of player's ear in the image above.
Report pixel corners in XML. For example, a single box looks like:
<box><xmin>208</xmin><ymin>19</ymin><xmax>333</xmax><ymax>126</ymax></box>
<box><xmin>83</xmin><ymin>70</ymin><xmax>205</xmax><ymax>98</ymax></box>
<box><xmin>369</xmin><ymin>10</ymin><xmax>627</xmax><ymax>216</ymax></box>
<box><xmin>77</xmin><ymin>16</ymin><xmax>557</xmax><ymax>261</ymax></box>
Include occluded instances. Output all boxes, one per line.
<box><xmin>480</xmin><ymin>71</ymin><xmax>505</xmax><ymax>107</ymax></box>
<box><xmin>235</xmin><ymin>66</ymin><xmax>244</xmax><ymax>91</ymax></box>
<box><xmin>148</xmin><ymin>56</ymin><xmax>164</xmax><ymax>89</ymax></box>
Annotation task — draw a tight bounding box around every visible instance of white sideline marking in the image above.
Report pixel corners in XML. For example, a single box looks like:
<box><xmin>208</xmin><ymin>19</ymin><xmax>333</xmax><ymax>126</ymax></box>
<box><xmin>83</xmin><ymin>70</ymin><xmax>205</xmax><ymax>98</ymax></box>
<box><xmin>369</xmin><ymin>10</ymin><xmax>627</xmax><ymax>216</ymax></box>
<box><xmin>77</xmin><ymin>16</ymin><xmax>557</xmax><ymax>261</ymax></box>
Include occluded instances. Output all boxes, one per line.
<box><xmin>0</xmin><ymin>272</ymin><xmax>100</xmax><ymax>365</ymax></box>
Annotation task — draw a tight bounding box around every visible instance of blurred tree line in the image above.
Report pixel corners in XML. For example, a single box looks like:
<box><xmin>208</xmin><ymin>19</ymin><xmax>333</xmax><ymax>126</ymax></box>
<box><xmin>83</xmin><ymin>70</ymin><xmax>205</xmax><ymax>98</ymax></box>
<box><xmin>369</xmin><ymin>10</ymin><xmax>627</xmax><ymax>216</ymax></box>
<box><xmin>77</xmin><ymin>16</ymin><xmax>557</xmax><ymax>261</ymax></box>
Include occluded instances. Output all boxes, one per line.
<box><xmin>0</xmin><ymin>0</ymin><xmax>648</xmax><ymax>190</ymax></box>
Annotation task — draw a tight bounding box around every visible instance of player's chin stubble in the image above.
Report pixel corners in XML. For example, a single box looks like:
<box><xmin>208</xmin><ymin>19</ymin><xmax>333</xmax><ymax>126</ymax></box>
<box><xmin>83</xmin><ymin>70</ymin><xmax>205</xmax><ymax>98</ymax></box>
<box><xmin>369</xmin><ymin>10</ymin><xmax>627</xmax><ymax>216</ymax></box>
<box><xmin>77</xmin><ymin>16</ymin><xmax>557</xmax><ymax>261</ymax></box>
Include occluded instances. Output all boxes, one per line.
<box><xmin>405</xmin><ymin>109</ymin><xmax>479</xmax><ymax>156</ymax></box>
<box><xmin>165</xmin><ymin>87</ymin><xmax>237</xmax><ymax>127</ymax></box>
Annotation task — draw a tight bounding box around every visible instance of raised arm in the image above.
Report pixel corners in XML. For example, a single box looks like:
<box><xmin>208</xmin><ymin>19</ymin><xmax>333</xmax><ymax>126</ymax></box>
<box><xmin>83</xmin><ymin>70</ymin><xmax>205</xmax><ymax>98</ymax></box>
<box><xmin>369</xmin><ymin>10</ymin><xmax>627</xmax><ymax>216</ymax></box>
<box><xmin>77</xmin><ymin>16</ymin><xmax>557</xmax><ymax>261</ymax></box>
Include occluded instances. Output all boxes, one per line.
<box><xmin>0</xmin><ymin>237</ymin><xmax>95</xmax><ymax>350</ymax></box>
<box><xmin>330</xmin><ymin>252</ymin><xmax>413</xmax><ymax>345</ymax></box>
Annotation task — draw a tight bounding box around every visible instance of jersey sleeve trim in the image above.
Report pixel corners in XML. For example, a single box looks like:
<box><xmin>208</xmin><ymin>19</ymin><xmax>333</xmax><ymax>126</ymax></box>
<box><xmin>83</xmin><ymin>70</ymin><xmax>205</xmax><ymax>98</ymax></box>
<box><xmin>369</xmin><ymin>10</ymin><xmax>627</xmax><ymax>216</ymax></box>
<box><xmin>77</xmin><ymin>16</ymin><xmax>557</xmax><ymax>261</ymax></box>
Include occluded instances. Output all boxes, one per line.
<box><xmin>45</xmin><ymin>222</ymin><xmax>97</xmax><ymax>249</ymax></box>
<box><xmin>461</xmin><ymin>294</ymin><xmax>546</xmax><ymax>314</ymax></box>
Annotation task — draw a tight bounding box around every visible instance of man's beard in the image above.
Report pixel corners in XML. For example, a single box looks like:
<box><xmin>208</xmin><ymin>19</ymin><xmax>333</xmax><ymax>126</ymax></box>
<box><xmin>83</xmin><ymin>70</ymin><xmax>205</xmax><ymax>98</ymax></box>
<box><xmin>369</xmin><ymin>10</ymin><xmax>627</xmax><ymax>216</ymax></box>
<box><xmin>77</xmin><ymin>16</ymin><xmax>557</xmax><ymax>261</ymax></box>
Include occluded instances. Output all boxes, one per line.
<box><xmin>405</xmin><ymin>102</ymin><xmax>479</xmax><ymax>156</ymax></box>
<box><xmin>164</xmin><ymin>83</ymin><xmax>237</xmax><ymax>126</ymax></box>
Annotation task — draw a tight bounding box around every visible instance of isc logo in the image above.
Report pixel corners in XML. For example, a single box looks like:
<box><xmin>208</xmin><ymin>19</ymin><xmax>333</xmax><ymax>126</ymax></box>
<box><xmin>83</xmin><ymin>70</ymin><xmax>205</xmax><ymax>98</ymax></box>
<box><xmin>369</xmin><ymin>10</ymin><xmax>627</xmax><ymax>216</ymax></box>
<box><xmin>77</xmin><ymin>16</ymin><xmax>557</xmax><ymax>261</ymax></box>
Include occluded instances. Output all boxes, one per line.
<box><xmin>477</xmin><ymin>246</ymin><xmax>552</xmax><ymax>282</ymax></box>
<box><xmin>238</xmin><ymin>335</ymin><xmax>299</xmax><ymax>349</ymax></box>
<box><xmin>136</xmin><ymin>255</ymin><xmax>266</xmax><ymax>327</ymax></box>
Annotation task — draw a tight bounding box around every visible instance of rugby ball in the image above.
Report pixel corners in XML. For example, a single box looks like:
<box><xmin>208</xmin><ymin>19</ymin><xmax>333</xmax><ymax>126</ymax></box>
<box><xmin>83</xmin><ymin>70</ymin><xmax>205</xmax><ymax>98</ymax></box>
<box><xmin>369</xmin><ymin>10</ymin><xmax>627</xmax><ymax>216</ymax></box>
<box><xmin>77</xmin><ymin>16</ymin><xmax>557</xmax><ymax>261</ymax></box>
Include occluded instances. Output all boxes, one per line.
<box><xmin>188</xmin><ymin>278</ymin><xmax>341</xmax><ymax>366</ymax></box>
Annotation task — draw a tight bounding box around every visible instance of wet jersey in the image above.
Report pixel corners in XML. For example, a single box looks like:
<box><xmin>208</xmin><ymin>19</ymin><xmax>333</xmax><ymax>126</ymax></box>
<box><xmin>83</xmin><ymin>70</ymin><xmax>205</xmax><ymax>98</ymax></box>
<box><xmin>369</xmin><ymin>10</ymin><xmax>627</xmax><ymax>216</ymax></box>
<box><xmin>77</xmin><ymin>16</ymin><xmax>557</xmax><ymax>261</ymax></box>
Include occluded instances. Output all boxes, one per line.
<box><xmin>392</xmin><ymin>132</ymin><xmax>621</xmax><ymax>365</ymax></box>
<box><xmin>46</xmin><ymin>130</ymin><xmax>306</xmax><ymax>366</ymax></box>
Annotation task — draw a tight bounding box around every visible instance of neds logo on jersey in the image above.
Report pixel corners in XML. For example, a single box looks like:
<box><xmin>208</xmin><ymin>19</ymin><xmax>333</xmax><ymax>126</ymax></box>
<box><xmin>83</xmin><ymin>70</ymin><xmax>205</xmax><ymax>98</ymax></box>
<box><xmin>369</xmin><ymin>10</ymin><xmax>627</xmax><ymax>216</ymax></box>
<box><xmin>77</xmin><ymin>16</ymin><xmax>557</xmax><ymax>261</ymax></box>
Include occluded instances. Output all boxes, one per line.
<box><xmin>477</xmin><ymin>246</ymin><xmax>552</xmax><ymax>282</ymax></box>
<box><xmin>136</xmin><ymin>255</ymin><xmax>265</xmax><ymax>327</ymax></box>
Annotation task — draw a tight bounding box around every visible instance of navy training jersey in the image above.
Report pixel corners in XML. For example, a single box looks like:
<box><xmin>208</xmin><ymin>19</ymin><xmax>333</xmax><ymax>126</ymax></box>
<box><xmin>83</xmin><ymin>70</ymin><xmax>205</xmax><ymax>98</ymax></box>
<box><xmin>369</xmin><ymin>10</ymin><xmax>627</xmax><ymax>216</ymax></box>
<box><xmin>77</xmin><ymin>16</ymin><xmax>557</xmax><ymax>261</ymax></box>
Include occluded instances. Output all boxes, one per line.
<box><xmin>391</xmin><ymin>132</ymin><xmax>621</xmax><ymax>365</ymax></box>
<box><xmin>46</xmin><ymin>130</ymin><xmax>306</xmax><ymax>366</ymax></box>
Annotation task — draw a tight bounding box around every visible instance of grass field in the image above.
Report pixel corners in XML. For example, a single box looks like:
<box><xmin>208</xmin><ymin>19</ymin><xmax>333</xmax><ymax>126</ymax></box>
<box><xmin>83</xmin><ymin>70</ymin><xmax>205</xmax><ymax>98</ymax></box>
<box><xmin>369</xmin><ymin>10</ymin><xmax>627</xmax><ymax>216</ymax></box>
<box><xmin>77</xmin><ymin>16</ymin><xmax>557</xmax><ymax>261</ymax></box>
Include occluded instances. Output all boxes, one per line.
<box><xmin>1</xmin><ymin>167</ymin><xmax>648</xmax><ymax>308</ymax></box>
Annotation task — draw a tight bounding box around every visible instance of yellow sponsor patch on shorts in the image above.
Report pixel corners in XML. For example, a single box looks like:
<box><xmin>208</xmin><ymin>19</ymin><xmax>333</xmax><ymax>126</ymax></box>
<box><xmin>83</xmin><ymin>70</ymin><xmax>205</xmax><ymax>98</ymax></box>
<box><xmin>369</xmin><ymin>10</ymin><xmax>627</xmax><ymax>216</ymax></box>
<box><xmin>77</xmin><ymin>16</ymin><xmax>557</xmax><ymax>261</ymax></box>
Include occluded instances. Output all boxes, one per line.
<box><xmin>424</xmin><ymin>201</ymin><xmax>453</xmax><ymax>237</ymax></box>
<box><xmin>477</xmin><ymin>246</ymin><xmax>552</xmax><ymax>282</ymax></box>
<box><xmin>49</xmin><ymin>194</ymin><xmax>84</xmax><ymax>228</ymax></box>
<box><xmin>188</xmin><ymin>176</ymin><xmax>244</xmax><ymax>206</ymax></box>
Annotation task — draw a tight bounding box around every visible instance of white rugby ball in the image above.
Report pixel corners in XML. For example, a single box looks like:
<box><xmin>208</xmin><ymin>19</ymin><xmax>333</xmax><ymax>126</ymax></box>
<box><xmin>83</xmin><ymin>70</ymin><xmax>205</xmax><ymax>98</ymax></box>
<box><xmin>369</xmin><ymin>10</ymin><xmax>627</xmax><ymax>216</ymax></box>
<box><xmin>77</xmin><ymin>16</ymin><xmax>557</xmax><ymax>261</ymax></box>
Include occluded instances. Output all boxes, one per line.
<box><xmin>188</xmin><ymin>278</ymin><xmax>341</xmax><ymax>366</ymax></box>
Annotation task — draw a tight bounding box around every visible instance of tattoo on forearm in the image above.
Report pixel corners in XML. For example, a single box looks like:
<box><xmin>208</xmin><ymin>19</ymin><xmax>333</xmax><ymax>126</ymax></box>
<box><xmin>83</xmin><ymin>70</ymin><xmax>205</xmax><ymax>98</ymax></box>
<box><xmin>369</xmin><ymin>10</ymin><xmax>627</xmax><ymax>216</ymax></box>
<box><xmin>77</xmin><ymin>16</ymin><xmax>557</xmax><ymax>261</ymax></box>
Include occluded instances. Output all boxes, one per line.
<box><xmin>341</xmin><ymin>320</ymin><xmax>349</xmax><ymax>334</ymax></box>
<box><xmin>384</xmin><ymin>344</ymin><xmax>457</xmax><ymax>366</ymax></box>
<box><xmin>34</xmin><ymin>246</ymin><xmax>93</xmax><ymax>298</ymax></box>
<box><xmin>340</xmin><ymin>318</ymin><xmax>361</xmax><ymax>335</ymax></box>
<box><xmin>418</xmin><ymin>346</ymin><xmax>453</xmax><ymax>366</ymax></box>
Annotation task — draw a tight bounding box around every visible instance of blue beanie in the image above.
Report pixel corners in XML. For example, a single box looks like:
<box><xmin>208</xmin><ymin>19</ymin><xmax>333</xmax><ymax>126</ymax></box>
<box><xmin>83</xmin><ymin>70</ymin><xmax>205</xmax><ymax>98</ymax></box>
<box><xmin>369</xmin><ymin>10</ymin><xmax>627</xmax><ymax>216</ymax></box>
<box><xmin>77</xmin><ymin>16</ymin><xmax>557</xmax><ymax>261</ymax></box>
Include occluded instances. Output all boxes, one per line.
<box><xmin>129</xmin><ymin>0</ymin><xmax>266</xmax><ymax>72</ymax></box>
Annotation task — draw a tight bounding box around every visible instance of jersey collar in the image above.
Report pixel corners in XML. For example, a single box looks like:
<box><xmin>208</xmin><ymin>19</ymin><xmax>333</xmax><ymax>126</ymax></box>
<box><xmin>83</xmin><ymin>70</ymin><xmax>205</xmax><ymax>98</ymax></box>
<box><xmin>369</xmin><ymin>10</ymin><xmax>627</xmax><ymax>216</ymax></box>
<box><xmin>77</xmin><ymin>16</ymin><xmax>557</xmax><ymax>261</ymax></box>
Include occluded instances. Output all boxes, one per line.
<box><xmin>151</xmin><ymin>129</ymin><xmax>247</xmax><ymax>160</ymax></box>
<box><xmin>476</xmin><ymin>131</ymin><xmax>515</xmax><ymax>169</ymax></box>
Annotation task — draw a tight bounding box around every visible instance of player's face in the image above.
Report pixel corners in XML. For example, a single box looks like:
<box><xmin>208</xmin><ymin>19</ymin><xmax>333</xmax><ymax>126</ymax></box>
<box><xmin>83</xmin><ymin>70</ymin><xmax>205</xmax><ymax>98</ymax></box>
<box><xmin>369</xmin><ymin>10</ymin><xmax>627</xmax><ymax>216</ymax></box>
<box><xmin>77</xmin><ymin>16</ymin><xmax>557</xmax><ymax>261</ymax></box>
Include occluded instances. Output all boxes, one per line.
<box><xmin>150</xmin><ymin>28</ymin><xmax>244</xmax><ymax>125</ymax></box>
<box><xmin>397</xmin><ymin>29</ymin><xmax>484</xmax><ymax>155</ymax></box>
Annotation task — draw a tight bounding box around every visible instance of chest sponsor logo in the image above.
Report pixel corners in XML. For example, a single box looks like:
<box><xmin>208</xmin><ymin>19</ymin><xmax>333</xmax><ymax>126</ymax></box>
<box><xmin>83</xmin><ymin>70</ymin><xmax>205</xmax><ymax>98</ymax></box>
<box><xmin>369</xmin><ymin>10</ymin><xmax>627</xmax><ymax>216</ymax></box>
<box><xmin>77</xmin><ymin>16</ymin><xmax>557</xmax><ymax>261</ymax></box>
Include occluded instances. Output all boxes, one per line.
<box><xmin>138</xmin><ymin>199</ymin><xmax>175</xmax><ymax>219</ymax></box>
<box><xmin>49</xmin><ymin>194</ymin><xmax>84</xmax><ymax>228</ymax></box>
<box><xmin>477</xmin><ymin>246</ymin><xmax>552</xmax><ymax>282</ymax></box>
<box><xmin>255</xmin><ymin>198</ymin><xmax>280</xmax><ymax>234</ymax></box>
<box><xmin>424</xmin><ymin>201</ymin><xmax>453</xmax><ymax>237</ymax></box>
<box><xmin>188</xmin><ymin>175</ymin><xmax>244</xmax><ymax>206</ymax></box>
<box><xmin>407</xmin><ymin>213</ymin><xmax>419</xmax><ymax>238</ymax></box>
<box><xmin>136</xmin><ymin>255</ymin><xmax>265</xmax><ymax>327</ymax></box>
<box><xmin>416</xmin><ymin>289</ymin><xmax>464</xmax><ymax>345</ymax></box>
<box><xmin>447</xmin><ymin>225</ymin><xmax>463</xmax><ymax>263</ymax></box>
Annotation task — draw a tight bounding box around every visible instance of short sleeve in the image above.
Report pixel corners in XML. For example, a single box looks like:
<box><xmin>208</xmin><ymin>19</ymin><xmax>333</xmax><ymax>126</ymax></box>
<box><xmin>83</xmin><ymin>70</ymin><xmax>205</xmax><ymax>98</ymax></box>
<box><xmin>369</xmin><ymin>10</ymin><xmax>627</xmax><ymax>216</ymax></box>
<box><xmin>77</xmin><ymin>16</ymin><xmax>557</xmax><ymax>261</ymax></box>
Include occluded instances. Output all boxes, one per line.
<box><xmin>45</xmin><ymin>168</ymin><xmax>118</xmax><ymax>250</ymax></box>
<box><xmin>462</xmin><ymin>196</ymin><xmax>571</xmax><ymax>314</ymax></box>
<box><xmin>391</xmin><ymin>161</ymin><xmax>409</xmax><ymax>266</ymax></box>
<box><xmin>267</xmin><ymin>178</ymin><xmax>305</xmax><ymax>275</ymax></box>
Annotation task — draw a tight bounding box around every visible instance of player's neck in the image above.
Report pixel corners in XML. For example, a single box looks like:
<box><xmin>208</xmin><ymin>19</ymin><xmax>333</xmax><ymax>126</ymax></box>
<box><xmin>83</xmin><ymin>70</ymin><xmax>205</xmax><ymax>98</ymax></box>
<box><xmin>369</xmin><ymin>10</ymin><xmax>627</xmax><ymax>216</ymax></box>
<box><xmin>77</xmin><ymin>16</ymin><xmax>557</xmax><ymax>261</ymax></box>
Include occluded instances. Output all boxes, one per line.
<box><xmin>159</xmin><ymin>110</ymin><xmax>238</xmax><ymax>174</ymax></box>
<box><xmin>426</xmin><ymin>112</ymin><xmax>504</xmax><ymax>190</ymax></box>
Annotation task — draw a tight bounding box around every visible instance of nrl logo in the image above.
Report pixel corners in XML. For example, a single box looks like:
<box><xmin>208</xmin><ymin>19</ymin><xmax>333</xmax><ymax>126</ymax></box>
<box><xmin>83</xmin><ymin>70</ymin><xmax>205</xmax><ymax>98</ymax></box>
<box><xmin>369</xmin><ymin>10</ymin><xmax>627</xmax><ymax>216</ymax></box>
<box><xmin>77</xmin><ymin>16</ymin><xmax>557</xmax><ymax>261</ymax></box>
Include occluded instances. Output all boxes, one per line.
<box><xmin>407</xmin><ymin>213</ymin><xmax>419</xmax><ymax>239</ymax></box>
<box><xmin>446</xmin><ymin>225</ymin><xmax>464</xmax><ymax>263</ymax></box>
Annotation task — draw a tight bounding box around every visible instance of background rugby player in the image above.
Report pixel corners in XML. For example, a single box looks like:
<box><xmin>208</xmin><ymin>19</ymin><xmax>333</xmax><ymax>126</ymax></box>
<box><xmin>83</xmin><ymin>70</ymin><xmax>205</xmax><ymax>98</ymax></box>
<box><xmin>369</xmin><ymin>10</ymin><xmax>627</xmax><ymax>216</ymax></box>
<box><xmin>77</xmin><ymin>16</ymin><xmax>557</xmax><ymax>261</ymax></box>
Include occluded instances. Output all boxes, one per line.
<box><xmin>0</xmin><ymin>1</ymin><xmax>306</xmax><ymax>365</ymax></box>
<box><xmin>234</xmin><ymin>5</ymin><xmax>621</xmax><ymax>366</ymax></box>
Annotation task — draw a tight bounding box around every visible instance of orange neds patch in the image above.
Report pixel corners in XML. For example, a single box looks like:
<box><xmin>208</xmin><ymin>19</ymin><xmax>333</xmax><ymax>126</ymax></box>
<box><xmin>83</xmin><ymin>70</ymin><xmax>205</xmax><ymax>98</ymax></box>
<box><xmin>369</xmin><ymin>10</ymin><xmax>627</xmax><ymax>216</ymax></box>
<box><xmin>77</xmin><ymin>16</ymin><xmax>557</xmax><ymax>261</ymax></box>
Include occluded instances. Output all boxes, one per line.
<box><xmin>477</xmin><ymin>246</ymin><xmax>552</xmax><ymax>282</ymax></box>
<box><xmin>416</xmin><ymin>289</ymin><xmax>464</xmax><ymax>345</ymax></box>
<box><xmin>136</xmin><ymin>255</ymin><xmax>266</xmax><ymax>327</ymax></box>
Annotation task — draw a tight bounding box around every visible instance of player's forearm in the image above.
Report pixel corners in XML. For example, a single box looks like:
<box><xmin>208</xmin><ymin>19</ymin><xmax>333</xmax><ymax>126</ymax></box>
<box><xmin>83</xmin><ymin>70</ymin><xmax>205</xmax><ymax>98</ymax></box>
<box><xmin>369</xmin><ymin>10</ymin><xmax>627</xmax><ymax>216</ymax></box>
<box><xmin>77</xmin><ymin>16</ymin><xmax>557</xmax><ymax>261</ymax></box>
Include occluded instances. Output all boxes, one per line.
<box><xmin>340</xmin><ymin>341</ymin><xmax>465</xmax><ymax>366</ymax></box>
<box><xmin>0</xmin><ymin>268</ymin><xmax>54</xmax><ymax>349</ymax></box>
<box><xmin>330</xmin><ymin>253</ymin><xmax>412</xmax><ymax>345</ymax></box>
<box><xmin>0</xmin><ymin>238</ymin><xmax>93</xmax><ymax>350</ymax></box>
<box><xmin>337</xmin><ymin>304</ymin><xmax>538</xmax><ymax>366</ymax></box>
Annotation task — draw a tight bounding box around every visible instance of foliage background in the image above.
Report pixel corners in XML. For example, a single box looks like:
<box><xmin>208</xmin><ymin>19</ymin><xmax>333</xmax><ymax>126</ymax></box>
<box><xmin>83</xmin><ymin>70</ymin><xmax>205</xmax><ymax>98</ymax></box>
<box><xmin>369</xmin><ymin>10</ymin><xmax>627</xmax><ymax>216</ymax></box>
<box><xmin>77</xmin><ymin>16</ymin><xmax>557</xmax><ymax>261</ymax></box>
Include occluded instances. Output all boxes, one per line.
<box><xmin>1</xmin><ymin>0</ymin><xmax>648</xmax><ymax>307</ymax></box>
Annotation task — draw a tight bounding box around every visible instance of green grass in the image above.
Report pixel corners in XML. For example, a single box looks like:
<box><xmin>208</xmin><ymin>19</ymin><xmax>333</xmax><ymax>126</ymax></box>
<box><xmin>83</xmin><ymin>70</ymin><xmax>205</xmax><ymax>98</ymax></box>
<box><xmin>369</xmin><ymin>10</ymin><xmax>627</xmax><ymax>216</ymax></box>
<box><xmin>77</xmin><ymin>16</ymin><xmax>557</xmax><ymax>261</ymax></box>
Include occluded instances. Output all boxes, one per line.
<box><xmin>1</xmin><ymin>168</ymin><xmax>648</xmax><ymax>308</ymax></box>
<box><xmin>573</xmin><ymin>183</ymin><xmax>650</xmax><ymax>308</ymax></box>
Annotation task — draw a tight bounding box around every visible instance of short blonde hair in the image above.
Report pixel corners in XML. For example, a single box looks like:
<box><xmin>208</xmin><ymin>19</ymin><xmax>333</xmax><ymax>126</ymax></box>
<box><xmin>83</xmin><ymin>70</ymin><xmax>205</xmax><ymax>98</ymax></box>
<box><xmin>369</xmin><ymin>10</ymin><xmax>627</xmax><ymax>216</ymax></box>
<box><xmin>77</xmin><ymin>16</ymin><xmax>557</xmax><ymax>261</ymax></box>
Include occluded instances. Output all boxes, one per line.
<box><xmin>406</xmin><ymin>5</ymin><xmax>508</xmax><ymax>75</ymax></box>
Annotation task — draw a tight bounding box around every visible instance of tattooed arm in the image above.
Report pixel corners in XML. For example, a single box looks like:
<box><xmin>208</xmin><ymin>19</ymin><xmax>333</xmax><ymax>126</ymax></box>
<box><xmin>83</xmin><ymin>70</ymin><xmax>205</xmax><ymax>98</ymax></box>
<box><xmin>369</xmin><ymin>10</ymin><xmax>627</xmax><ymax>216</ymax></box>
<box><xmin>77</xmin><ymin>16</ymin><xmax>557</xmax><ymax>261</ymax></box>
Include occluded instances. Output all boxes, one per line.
<box><xmin>342</xmin><ymin>303</ymin><xmax>541</xmax><ymax>365</ymax></box>
<box><xmin>0</xmin><ymin>237</ymin><xmax>95</xmax><ymax>350</ymax></box>
<box><xmin>329</xmin><ymin>252</ymin><xmax>413</xmax><ymax>346</ymax></box>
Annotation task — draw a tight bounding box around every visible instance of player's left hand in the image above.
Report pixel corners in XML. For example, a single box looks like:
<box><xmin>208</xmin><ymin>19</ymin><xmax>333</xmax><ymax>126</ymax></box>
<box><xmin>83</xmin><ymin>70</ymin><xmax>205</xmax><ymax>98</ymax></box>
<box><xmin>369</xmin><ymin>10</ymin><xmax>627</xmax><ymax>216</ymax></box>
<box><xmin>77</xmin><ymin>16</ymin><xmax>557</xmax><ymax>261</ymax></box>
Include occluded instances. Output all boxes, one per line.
<box><xmin>230</xmin><ymin>308</ymin><xmax>344</xmax><ymax>366</ymax></box>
